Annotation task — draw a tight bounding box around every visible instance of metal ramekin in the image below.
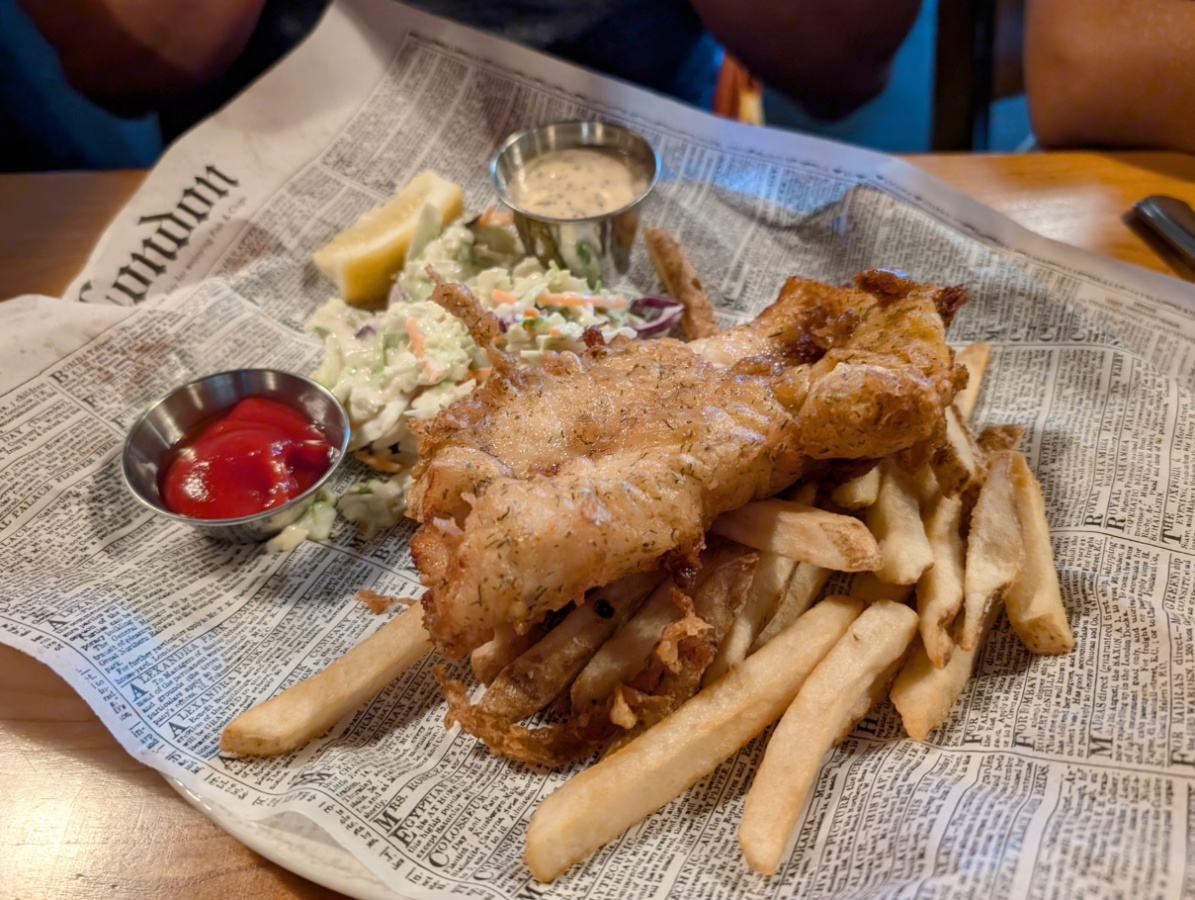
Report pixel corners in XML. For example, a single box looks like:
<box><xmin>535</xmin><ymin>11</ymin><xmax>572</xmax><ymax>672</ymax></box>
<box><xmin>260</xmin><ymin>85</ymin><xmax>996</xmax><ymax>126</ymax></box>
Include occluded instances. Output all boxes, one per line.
<box><xmin>121</xmin><ymin>369</ymin><xmax>350</xmax><ymax>542</ymax></box>
<box><xmin>491</xmin><ymin>120</ymin><xmax>660</xmax><ymax>286</ymax></box>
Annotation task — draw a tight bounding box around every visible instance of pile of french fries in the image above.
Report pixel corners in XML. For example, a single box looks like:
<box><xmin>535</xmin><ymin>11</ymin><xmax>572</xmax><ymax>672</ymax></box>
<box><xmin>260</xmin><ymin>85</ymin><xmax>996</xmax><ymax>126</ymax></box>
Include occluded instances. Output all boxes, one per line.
<box><xmin>221</xmin><ymin>243</ymin><xmax>1075</xmax><ymax>882</ymax></box>
<box><xmin>523</xmin><ymin>341</ymin><xmax>1075</xmax><ymax>880</ymax></box>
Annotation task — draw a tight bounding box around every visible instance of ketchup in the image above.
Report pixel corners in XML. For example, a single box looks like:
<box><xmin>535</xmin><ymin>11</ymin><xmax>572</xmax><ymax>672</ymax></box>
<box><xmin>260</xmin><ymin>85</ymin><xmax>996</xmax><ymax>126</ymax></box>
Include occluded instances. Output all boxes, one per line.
<box><xmin>161</xmin><ymin>397</ymin><xmax>334</xmax><ymax>519</ymax></box>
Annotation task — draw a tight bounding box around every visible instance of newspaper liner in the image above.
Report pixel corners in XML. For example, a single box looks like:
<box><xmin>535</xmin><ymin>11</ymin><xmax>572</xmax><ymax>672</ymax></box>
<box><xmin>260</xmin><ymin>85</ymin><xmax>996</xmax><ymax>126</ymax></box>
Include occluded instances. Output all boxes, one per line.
<box><xmin>2</xmin><ymin>1</ymin><xmax>1195</xmax><ymax>897</ymax></box>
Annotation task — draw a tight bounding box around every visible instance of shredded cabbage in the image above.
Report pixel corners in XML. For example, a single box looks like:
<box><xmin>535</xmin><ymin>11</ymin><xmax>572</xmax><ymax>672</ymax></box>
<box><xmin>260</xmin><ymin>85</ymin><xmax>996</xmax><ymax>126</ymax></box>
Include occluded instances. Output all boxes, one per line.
<box><xmin>337</xmin><ymin>473</ymin><xmax>413</xmax><ymax>539</ymax></box>
<box><xmin>304</xmin><ymin>210</ymin><xmax>654</xmax><ymax>541</ymax></box>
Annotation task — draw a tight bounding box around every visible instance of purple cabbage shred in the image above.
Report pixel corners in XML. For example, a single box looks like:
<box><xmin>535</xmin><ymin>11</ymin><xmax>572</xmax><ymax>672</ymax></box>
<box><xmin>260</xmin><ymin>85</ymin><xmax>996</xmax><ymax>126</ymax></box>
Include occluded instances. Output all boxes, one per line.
<box><xmin>628</xmin><ymin>297</ymin><xmax>686</xmax><ymax>337</ymax></box>
<box><xmin>387</xmin><ymin>281</ymin><xmax>410</xmax><ymax>308</ymax></box>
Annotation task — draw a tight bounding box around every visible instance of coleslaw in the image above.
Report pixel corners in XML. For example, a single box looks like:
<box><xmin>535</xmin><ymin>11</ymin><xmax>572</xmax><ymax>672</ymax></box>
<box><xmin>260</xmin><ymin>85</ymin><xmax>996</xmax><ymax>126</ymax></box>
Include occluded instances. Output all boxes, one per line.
<box><xmin>306</xmin><ymin>211</ymin><xmax>681</xmax><ymax>535</ymax></box>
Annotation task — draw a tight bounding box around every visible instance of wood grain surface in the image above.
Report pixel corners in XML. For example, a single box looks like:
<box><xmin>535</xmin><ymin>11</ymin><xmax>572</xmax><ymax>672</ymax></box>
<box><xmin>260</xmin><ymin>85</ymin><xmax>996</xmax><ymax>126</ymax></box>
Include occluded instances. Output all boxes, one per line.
<box><xmin>0</xmin><ymin>170</ymin><xmax>145</xmax><ymax>303</ymax></box>
<box><xmin>908</xmin><ymin>151</ymin><xmax>1195</xmax><ymax>278</ymax></box>
<box><xmin>3</xmin><ymin>150</ymin><xmax>1195</xmax><ymax>900</ymax></box>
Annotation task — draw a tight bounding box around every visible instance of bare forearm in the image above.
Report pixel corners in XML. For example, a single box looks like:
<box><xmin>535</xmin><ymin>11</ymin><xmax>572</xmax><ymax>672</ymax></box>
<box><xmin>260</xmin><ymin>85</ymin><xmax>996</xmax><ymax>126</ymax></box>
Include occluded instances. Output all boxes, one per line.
<box><xmin>19</xmin><ymin>0</ymin><xmax>267</xmax><ymax>112</ymax></box>
<box><xmin>691</xmin><ymin>0</ymin><xmax>922</xmax><ymax>119</ymax></box>
<box><xmin>1026</xmin><ymin>0</ymin><xmax>1195</xmax><ymax>152</ymax></box>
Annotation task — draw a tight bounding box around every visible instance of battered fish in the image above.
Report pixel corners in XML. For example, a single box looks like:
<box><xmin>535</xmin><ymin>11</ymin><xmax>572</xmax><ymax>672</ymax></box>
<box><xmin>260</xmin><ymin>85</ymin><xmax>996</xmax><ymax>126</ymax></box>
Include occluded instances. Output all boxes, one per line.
<box><xmin>409</xmin><ymin>271</ymin><xmax>966</xmax><ymax>657</ymax></box>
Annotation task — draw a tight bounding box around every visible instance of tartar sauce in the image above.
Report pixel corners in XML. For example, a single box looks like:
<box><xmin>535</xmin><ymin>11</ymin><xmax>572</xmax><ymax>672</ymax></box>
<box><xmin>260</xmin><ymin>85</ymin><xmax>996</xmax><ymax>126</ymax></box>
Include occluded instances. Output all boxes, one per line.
<box><xmin>511</xmin><ymin>147</ymin><xmax>648</xmax><ymax>219</ymax></box>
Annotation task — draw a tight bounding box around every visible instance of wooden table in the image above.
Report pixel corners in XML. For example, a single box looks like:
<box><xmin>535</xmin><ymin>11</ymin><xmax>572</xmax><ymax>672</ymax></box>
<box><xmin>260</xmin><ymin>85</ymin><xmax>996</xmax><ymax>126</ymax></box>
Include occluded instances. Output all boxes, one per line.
<box><xmin>3</xmin><ymin>151</ymin><xmax>1195</xmax><ymax>900</ymax></box>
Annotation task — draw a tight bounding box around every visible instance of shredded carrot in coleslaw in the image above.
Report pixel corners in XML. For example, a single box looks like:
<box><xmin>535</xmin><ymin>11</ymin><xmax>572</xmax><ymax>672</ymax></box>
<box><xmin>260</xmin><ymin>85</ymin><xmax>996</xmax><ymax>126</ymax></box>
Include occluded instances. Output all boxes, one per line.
<box><xmin>490</xmin><ymin>288</ymin><xmax>519</xmax><ymax>305</ymax></box>
<box><xmin>476</xmin><ymin>206</ymin><xmax>515</xmax><ymax>228</ymax></box>
<box><xmin>406</xmin><ymin>317</ymin><xmax>425</xmax><ymax>357</ymax></box>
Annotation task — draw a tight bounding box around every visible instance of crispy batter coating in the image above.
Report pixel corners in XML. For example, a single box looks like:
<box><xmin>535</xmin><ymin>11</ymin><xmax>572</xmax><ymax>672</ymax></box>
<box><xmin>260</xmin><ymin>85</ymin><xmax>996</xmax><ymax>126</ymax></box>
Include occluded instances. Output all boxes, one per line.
<box><xmin>409</xmin><ymin>273</ymin><xmax>966</xmax><ymax>658</ymax></box>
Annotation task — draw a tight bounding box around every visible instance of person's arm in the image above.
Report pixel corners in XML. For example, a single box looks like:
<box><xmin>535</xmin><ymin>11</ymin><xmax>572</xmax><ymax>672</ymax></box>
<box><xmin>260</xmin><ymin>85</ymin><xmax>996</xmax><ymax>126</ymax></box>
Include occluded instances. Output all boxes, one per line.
<box><xmin>689</xmin><ymin>0</ymin><xmax>922</xmax><ymax>120</ymax></box>
<box><xmin>18</xmin><ymin>0</ymin><xmax>268</xmax><ymax>114</ymax></box>
<box><xmin>1025</xmin><ymin>0</ymin><xmax>1195</xmax><ymax>152</ymax></box>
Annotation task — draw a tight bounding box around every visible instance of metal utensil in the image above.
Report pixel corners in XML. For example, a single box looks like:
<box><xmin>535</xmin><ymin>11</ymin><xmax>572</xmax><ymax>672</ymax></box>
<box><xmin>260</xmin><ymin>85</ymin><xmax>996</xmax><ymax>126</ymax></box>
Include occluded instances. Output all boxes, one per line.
<box><xmin>1133</xmin><ymin>195</ymin><xmax>1195</xmax><ymax>270</ymax></box>
<box><xmin>491</xmin><ymin>120</ymin><xmax>659</xmax><ymax>286</ymax></box>
<box><xmin>122</xmin><ymin>369</ymin><xmax>350</xmax><ymax>542</ymax></box>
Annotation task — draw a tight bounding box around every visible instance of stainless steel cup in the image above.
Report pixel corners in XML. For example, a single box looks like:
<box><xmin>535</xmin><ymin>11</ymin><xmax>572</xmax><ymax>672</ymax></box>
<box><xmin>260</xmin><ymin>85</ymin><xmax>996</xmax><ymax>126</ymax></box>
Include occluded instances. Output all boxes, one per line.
<box><xmin>121</xmin><ymin>369</ymin><xmax>350</xmax><ymax>542</ymax></box>
<box><xmin>491</xmin><ymin>120</ymin><xmax>659</xmax><ymax>286</ymax></box>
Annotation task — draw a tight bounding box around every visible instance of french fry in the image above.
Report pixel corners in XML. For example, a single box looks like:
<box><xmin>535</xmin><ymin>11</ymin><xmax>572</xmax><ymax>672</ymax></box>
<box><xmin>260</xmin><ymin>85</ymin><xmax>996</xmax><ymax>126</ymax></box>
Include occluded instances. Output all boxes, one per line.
<box><xmin>1006</xmin><ymin>452</ymin><xmax>1075</xmax><ymax>654</ymax></box>
<box><xmin>571</xmin><ymin>544</ymin><xmax>756</xmax><ymax>716</ymax></box>
<box><xmin>953</xmin><ymin>341</ymin><xmax>990</xmax><ymax>421</ymax></box>
<box><xmin>866</xmin><ymin>460</ymin><xmax>934</xmax><ymax>585</ymax></box>
<box><xmin>891</xmin><ymin>600</ymin><xmax>1001</xmax><ymax>741</ymax></box>
<box><xmin>643</xmin><ymin>227</ymin><xmax>720</xmax><ymax>339</ymax></box>
<box><xmin>711</xmin><ymin>499</ymin><xmax>881</xmax><ymax>571</ymax></box>
<box><xmin>472</xmin><ymin>621</ymin><xmax>548</xmax><ymax>685</ymax></box>
<box><xmin>479</xmin><ymin>572</ymin><xmax>661</xmax><ymax>720</ymax></box>
<box><xmin>830</xmin><ymin>467</ymin><xmax>881</xmax><ymax>509</ymax></box>
<box><xmin>752</xmin><ymin>562</ymin><xmax>830</xmax><ymax>650</ymax></box>
<box><xmin>911</xmin><ymin>464</ymin><xmax>941</xmax><ymax>504</ymax></box>
<box><xmin>220</xmin><ymin>603</ymin><xmax>432</xmax><ymax>756</ymax></box>
<box><xmin>917</xmin><ymin>492</ymin><xmax>965</xmax><ymax>668</ymax></box>
<box><xmin>784</xmin><ymin>480</ymin><xmax>819</xmax><ymax>506</ymax></box>
<box><xmin>570</xmin><ymin>579</ymin><xmax>680</xmax><ymax>715</ymax></box>
<box><xmin>960</xmin><ymin>451</ymin><xmax>1025</xmax><ymax>651</ymax></box>
<box><xmin>977</xmin><ymin>423</ymin><xmax>1025</xmax><ymax>456</ymax></box>
<box><xmin>524</xmin><ymin>596</ymin><xmax>864</xmax><ymax>882</ymax></box>
<box><xmin>738</xmin><ymin>599</ymin><xmax>918</xmax><ymax>874</ymax></box>
<box><xmin>616</xmin><ymin>550</ymin><xmax>757</xmax><ymax>741</ymax></box>
<box><xmin>930</xmin><ymin>405</ymin><xmax>981</xmax><ymax>495</ymax></box>
<box><xmin>704</xmin><ymin>551</ymin><xmax>796</xmax><ymax>685</ymax></box>
<box><xmin>689</xmin><ymin>549</ymin><xmax>758</xmax><ymax>642</ymax></box>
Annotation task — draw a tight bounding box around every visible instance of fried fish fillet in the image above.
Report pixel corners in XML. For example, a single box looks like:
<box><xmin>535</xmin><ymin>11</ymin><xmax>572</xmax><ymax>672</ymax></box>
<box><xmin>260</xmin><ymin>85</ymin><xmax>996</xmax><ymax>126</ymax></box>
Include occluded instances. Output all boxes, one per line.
<box><xmin>695</xmin><ymin>269</ymin><xmax>966</xmax><ymax>458</ymax></box>
<box><xmin>409</xmin><ymin>270</ymin><xmax>966</xmax><ymax>657</ymax></box>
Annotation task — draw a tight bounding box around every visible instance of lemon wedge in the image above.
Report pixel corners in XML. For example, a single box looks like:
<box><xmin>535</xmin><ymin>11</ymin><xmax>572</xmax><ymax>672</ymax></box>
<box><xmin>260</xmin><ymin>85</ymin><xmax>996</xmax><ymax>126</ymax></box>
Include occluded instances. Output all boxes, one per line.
<box><xmin>313</xmin><ymin>171</ymin><xmax>464</xmax><ymax>307</ymax></box>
